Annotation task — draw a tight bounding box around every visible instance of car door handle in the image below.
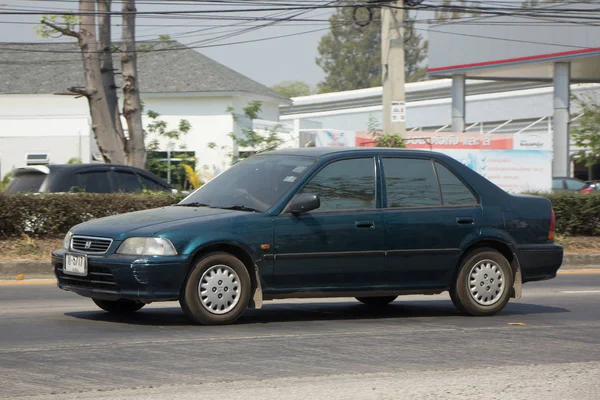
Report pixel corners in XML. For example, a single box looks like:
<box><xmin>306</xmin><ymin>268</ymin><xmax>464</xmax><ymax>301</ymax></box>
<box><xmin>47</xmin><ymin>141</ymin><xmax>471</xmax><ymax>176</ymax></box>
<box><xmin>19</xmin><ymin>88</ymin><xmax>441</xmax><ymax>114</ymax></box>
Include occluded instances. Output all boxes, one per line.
<box><xmin>456</xmin><ymin>217</ymin><xmax>475</xmax><ymax>225</ymax></box>
<box><xmin>355</xmin><ymin>221</ymin><xmax>375</xmax><ymax>229</ymax></box>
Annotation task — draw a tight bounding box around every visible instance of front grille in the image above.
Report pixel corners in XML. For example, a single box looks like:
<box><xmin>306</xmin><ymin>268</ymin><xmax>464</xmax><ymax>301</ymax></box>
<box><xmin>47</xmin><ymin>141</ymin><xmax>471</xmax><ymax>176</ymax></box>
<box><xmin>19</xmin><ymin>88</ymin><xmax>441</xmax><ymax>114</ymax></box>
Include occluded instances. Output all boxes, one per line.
<box><xmin>56</xmin><ymin>262</ymin><xmax>119</xmax><ymax>292</ymax></box>
<box><xmin>71</xmin><ymin>236</ymin><xmax>113</xmax><ymax>254</ymax></box>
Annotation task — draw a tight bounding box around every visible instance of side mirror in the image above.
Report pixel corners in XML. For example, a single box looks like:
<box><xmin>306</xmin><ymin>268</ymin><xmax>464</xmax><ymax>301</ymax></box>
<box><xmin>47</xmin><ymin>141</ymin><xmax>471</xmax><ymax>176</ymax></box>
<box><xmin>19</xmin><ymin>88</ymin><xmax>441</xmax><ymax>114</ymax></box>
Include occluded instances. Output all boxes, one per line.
<box><xmin>287</xmin><ymin>193</ymin><xmax>320</xmax><ymax>215</ymax></box>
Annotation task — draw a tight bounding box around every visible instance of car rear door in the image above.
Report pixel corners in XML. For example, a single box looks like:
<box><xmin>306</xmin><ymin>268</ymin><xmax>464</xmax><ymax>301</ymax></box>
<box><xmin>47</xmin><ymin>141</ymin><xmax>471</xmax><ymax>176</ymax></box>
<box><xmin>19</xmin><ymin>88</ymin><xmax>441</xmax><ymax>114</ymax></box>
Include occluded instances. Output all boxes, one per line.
<box><xmin>272</xmin><ymin>157</ymin><xmax>386</xmax><ymax>290</ymax></box>
<box><xmin>381</xmin><ymin>157</ymin><xmax>482</xmax><ymax>289</ymax></box>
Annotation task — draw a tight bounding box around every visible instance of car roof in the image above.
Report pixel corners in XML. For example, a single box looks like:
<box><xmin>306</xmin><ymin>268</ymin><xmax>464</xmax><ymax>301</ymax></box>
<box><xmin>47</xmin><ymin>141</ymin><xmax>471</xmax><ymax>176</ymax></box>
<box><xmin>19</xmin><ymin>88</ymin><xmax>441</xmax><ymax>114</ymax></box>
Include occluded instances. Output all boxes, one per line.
<box><xmin>264</xmin><ymin>147</ymin><xmax>446</xmax><ymax>158</ymax></box>
<box><xmin>13</xmin><ymin>163</ymin><xmax>148</xmax><ymax>174</ymax></box>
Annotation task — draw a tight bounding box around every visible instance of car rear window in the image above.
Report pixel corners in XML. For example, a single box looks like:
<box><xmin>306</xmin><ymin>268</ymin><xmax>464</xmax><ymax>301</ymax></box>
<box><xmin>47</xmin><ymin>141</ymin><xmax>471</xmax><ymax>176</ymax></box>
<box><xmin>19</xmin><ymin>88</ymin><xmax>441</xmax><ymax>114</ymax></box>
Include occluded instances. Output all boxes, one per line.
<box><xmin>3</xmin><ymin>172</ymin><xmax>46</xmax><ymax>193</ymax></box>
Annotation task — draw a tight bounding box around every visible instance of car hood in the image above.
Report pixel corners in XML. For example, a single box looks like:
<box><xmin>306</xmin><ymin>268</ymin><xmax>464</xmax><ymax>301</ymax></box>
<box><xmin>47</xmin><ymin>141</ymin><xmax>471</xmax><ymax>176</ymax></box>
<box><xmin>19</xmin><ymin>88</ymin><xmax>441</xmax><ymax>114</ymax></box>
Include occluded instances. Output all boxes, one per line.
<box><xmin>71</xmin><ymin>206</ymin><xmax>238</xmax><ymax>240</ymax></box>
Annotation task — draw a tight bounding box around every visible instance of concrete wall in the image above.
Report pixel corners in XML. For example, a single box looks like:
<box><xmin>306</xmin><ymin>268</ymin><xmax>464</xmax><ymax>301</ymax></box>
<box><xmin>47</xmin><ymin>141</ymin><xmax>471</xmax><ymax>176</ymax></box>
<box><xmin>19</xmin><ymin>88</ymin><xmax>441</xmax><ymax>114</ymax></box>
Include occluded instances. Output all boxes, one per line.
<box><xmin>0</xmin><ymin>95</ymin><xmax>92</xmax><ymax>179</ymax></box>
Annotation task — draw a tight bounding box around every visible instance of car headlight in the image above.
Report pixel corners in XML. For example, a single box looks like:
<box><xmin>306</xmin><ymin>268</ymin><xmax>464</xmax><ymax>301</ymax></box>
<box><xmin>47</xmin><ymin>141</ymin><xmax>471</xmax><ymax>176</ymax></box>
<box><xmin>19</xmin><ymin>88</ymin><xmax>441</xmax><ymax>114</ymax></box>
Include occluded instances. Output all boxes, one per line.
<box><xmin>116</xmin><ymin>237</ymin><xmax>178</xmax><ymax>256</ymax></box>
<box><xmin>63</xmin><ymin>231</ymin><xmax>73</xmax><ymax>250</ymax></box>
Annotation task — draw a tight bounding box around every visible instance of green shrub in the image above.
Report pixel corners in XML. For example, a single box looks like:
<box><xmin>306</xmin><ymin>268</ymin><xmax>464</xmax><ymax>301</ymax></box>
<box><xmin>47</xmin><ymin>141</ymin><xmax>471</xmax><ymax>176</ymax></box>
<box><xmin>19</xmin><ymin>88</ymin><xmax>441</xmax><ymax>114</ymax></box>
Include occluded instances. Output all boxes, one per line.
<box><xmin>0</xmin><ymin>193</ymin><xmax>186</xmax><ymax>237</ymax></box>
<box><xmin>1</xmin><ymin>191</ymin><xmax>599</xmax><ymax>239</ymax></box>
<box><xmin>539</xmin><ymin>192</ymin><xmax>600</xmax><ymax>236</ymax></box>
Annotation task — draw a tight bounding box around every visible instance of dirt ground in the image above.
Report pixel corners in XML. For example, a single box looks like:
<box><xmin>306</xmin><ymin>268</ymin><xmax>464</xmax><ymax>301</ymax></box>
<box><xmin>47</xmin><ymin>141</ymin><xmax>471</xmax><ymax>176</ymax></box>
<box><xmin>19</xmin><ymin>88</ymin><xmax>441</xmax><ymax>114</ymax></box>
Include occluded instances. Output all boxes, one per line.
<box><xmin>0</xmin><ymin>235</ymin><xmax>599</xmax><ymax>262</ymax></box>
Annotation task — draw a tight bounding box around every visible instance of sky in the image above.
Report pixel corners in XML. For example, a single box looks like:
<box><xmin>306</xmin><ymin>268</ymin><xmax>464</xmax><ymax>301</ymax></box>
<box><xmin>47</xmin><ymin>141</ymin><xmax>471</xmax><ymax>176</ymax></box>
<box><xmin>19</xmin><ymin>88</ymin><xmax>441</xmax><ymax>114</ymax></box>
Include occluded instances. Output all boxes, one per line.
<box><xmin>0</xmin><ymin>0</ymin><xmax>340</xmax><ymax>88</ymax></box>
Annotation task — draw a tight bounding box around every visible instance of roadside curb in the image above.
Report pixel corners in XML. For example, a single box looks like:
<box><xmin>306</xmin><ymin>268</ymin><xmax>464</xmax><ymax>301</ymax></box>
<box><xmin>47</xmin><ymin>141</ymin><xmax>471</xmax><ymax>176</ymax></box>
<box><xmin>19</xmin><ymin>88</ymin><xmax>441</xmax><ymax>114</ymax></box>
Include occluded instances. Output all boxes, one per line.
<box><xmin>0</xmin><ymin>261</ymin><xmax>53</xmax><ymax>280</ymax></box>
<box><xmin>1</xmin><ymin>254</ymin><xmax>600</xmax><ymax>280</ymax></box>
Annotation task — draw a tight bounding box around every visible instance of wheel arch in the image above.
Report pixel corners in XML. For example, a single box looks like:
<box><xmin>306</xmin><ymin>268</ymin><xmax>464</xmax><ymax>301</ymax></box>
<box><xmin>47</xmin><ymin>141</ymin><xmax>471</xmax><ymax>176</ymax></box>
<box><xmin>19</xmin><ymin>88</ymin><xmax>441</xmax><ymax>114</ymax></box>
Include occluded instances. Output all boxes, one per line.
<box><xmin>455</xmin><ymin>239</ymin><xmax>522</xmax><ymax>299</ymax></box>
<box><xmin>181</xmin><ymin>242</ymin><xmax>263</xmax><ymax>308</ymax></box>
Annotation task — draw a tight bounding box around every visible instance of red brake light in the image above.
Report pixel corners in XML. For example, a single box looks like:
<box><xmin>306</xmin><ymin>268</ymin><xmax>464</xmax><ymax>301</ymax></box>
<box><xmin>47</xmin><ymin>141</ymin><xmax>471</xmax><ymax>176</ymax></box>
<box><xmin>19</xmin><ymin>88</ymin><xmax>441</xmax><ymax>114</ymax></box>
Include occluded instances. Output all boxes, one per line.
<box><xmin>548</xmin><ymin>210</ymin><xmax>556</xmax><ymax>241</ymax></box>
<box><xmin>581</xmin><ymin>187</ymin><xmax>592</xmax><ymax>194</ymax></box>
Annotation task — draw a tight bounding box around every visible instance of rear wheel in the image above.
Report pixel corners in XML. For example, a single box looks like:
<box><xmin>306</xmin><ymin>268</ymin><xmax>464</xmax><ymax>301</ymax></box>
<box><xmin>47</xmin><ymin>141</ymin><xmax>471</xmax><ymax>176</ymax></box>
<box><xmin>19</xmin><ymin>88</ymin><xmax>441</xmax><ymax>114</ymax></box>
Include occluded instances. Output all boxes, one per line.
<box><xmin>355</xmin><ymin>296</ymin><xmax>397</xmax><ymax>306</ymax></box>
<box><xmin>450</xmin><ymin>248</ymin><xmax>513</xmax><ymax>316</ymax></box>
<box><xmin>180</xmin><ymin>252</ymin><xmax>251</xmax><ymax>325</ymax></box>
<box><xmin>92</xmin><ymin>299</ymin><xmax>145</xmax><ymax>314</ymax></box>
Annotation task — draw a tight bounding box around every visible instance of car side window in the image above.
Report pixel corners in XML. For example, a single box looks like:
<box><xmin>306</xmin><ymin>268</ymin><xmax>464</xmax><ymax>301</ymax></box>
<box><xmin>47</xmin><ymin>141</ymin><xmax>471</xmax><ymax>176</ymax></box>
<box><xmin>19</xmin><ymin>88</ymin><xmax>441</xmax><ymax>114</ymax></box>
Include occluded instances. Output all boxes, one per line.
<box><xmin>565</xmin><ymin>179</ymin><xmax>585</xmax><ymax>190</ymax></box>
<box><xmin>552</xmin><ymin>179</ymin><xmax>564</xmax><ymax>190</ymax></box>
<box><xmin>382</xmin><ymin>158</ymin><xmax>441</xmax><ymax>208</ymax></box>
<box><xmin>114</xmin><ymin>171</ymin><xmax>164</xmax><ymax>192</ymax></box>
<box><xmin>434</xmin><ymin>162</ymin><xmax>477</xmax><ymax>206</ymax></box>
<box><xmin>75</xmin><ymin>171</ymin><xmax>111</xmax><ymax>193</ymax></box>
<box><xmin>297</xmin><ymin>158</ymin><xmax>376</xmax><ymax>211</ymax></box>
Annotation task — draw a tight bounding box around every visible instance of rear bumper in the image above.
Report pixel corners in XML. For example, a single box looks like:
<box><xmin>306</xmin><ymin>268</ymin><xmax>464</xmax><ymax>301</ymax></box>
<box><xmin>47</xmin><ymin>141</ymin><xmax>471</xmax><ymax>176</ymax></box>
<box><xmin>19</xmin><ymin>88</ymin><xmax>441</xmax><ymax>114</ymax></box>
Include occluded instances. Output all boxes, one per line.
<box><xmin>516</xmin><ymin>243</ymin><xmax>563</xmax><ymax>283</ymax></box>
<box><xmin>52</xmin><ymin>249</ymin><xmax>190</xmax><ymax>302</ymax></box>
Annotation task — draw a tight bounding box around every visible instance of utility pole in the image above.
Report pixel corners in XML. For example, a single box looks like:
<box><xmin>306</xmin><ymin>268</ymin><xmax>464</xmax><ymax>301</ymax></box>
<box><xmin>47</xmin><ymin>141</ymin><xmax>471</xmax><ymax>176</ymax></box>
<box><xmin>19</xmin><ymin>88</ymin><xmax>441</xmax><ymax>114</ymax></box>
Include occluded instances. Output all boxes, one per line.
<box><xmin>382</xmin><ymin>0</ymin><xmax>406</xmax><ymax>136</ymax></box>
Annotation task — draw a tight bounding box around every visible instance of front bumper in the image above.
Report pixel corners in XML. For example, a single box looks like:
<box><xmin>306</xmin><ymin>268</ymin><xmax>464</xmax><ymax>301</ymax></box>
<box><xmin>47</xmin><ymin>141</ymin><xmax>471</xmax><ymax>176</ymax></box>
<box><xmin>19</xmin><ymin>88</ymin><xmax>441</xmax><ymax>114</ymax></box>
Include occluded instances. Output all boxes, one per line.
<box><xmin>516</xmin><ymin>243</ymin><xmax>564</xmax><ymax>283</ymax></box>
<box><xmin>52</xmin><ymin>249</ymin><xmax>190</xmax><ymax>302</ymax></box>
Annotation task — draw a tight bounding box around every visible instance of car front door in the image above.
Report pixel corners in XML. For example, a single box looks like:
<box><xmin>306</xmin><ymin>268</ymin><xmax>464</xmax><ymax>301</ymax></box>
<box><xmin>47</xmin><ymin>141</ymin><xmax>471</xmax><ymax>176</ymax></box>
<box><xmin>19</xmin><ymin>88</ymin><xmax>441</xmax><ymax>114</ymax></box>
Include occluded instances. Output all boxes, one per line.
<box><xmin>381</xmin><ymin>157</ymin><xmax>482</xmax><ymax>289</ymax></box>
<box><xmin>272</xmin><ymin>157</ymin><xmax>386</xmax><ymax>290</ymax></box>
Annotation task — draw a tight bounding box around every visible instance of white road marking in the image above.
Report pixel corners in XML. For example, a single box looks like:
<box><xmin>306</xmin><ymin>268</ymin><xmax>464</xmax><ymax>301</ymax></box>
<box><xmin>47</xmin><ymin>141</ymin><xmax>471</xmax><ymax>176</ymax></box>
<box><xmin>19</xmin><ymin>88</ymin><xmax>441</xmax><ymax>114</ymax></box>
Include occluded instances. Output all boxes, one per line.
<box><xmin>561</xmin><ymin>290</ymin><xmax>600</xmax><ymax>294</ymax></box>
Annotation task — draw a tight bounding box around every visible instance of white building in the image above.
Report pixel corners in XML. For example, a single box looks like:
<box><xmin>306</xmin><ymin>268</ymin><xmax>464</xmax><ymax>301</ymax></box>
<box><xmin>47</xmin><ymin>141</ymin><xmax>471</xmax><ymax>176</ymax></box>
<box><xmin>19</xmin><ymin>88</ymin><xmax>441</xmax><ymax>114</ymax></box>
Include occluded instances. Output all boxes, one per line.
<box><xmin>0</xmin><ymin>41</ymin><xmax>290</xmax><ymax>180</ymax></box>
<box><xmin>280</xmin><ymin>79</ymin><xmax>600</xmax><ymax>180</ymax></box>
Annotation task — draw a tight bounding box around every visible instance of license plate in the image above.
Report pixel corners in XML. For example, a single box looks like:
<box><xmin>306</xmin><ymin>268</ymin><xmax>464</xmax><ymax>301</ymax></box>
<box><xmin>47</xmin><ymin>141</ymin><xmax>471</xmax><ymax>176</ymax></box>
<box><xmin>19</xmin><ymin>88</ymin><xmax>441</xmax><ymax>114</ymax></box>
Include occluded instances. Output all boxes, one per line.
<box><xmin>64</xmin><ymin>253</ymin><xmax>88</xmax><ymax>276</ymax></box>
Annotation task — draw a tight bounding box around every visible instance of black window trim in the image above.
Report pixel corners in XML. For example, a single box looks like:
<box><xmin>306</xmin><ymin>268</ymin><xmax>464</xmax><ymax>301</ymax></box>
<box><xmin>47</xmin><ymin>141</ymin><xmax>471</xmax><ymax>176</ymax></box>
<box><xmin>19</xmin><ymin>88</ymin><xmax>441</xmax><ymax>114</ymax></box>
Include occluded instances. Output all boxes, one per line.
<box><xmin>379</xmin><ymin>155</ymin><xmax>480</xmax><ymax>211</ymax></box>
<box><xmin>433</xmin><ymin>160</ymin><xmax>480</xmax><ymax>206</ymax></box>
<box><xmin>113</xmin><ymin>169</ymin><xmax>169</xmax><ymax>192</ymax></box>
<box><xmin>280</xmin><ymin>155</ymin><xmax>379</xmax><ymax>216</ymax></box>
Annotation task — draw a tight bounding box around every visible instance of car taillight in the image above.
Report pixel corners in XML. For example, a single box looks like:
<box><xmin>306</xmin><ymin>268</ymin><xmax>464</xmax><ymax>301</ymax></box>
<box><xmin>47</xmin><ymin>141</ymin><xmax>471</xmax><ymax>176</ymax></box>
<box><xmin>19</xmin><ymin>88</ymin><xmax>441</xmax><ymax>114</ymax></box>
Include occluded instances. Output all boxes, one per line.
<box><xmin>581</xmin><ymin>187</ymin><xmax>592</xmax><ymax>194</ymax></box>
<box><xmin>548</xmin><ymin>209</ymin><xmax>556</xmax><ymax>241</ymax></box>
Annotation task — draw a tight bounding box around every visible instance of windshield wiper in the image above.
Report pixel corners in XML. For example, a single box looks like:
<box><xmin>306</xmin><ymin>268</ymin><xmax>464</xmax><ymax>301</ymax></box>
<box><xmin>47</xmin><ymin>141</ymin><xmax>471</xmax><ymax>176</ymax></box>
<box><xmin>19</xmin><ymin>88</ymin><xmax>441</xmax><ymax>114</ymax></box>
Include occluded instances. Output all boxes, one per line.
<box><xmin>220</xmin><ymin>205</ymin><xmax>262</xmax><ymax>213</ymax></box>
<box><xmin>176</xmin><ymin>202</ymin><xmax>213</xmax><ymax>208</ymax></box>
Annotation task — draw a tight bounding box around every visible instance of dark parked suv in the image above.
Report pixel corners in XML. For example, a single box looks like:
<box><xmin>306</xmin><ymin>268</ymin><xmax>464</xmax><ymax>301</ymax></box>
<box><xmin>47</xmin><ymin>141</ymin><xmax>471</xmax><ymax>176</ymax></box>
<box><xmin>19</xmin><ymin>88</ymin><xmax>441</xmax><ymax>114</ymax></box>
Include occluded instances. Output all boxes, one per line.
<box><xmin>53</xmin><ymin>148</ymin><xmax>563</xmax><ymax>325</ymax></box>
<box><xmin>4</xmin><ymin>164</ymin><xmax>172</xmax><ymax>193</ymax></box>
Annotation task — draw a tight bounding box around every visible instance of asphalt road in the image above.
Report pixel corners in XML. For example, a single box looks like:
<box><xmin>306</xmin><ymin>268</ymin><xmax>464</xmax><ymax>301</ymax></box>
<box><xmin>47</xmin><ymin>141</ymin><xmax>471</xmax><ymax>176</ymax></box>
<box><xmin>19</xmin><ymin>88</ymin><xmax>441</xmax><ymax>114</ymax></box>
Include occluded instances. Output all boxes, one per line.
<box><xmin>1</xmin><ymin>273</ymin><xmax>599</xmax><ymax>399</ymax></box>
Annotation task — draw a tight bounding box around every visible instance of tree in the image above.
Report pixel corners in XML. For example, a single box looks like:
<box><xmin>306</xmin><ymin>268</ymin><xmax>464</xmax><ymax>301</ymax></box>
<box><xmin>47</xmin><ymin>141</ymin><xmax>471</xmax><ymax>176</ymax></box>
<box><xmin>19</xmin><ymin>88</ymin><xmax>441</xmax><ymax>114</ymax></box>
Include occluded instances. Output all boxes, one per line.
<box><xmin>37</xmin><ymin>0</ymin><xmax>146</xmax><ymax>168</ymax></box>
<box><xmin>227</xmin><ymin>101</ymin><xmax>284</xmax><ymax>162</ymax></box>
<box><xmin>316</xmin><ymin>5</ymin><xmax>427</xmax><ymax>93</ymax></box>
<box><xmin>271</xmin><ymin>81</ymin><xmax>313</xmax><ymax>98</ymax></box>
<box><xmin>571</xmin><ymin>95</ymin><xmax>600</xmax><ymax>180</ymax></box>
<box><xmin>434</xmin><ymin>1</ymin><xmax>481</xmax><ymax>22</ymax></box>
<box><xmin>145</xmin><ymin>110</ymin><xmax>196</xmax><ymax>190</ymax></box>
<box><xmin>521</xmin><ymin>1</ymin><xmax>541</xmax><ymax>8</ymax></box>
<box><xmin>367</xmin><ymin>115</ymin><xmax>405</xmax><ymax>148</ymax></box>
<box><xmin>121</xmin><ymin>0</ymin><xmax>146</xmax><ymax>168</ymax></box>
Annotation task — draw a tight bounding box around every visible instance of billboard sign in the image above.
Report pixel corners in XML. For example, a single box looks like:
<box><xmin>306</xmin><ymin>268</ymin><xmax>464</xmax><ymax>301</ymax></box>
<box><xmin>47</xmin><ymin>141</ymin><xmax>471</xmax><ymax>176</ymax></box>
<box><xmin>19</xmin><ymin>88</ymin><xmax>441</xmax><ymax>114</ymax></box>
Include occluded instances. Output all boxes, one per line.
<box><xmin>356</xmin><ymin>131</ymin><xmax>553</xmax><ymax>193</ymax></box>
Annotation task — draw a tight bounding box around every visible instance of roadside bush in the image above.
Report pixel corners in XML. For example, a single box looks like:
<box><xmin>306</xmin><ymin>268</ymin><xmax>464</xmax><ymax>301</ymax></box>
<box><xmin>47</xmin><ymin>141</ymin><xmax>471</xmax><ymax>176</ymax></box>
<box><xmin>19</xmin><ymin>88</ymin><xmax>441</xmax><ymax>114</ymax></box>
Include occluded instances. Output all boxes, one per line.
<box><xmin>540</xmin><ymin>192</ymin><xmax>600</xmax><ymax>236</ymax></box>
<box><xmin>1</xmin><ymin>191</ymin><xmax>599</xmax><ymax>238</ymax></box>
<box><xmin>0</xmin><ymin>193</ymin><xmax>186</xmax><ymax>237</ymax></box>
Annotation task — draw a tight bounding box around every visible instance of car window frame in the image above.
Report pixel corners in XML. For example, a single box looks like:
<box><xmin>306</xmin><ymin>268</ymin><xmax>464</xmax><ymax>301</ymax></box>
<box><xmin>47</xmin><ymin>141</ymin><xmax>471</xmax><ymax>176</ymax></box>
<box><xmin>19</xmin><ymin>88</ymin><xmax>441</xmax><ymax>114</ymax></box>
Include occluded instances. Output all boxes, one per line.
<box><xmin>433</xmin><ymin>161</ymin><xmax>480</xmax><ymax>207</ymax></box>
<box><xmin>112</xmin><ymin>168</ymin><xmax>168</xmax><ymax>193</ymax></box>
<box><xmin>74</xmin><ymin>168</ymin><xmax>114</xmax><ymax>193</ymax></box>
<box><xmin>380</xmin><ymin>156</ymin><xmax>480</xmax><ymax>210</ymax></box>
<box><xmin>280</xmin><ymin>155</ymin><xmax>380</xmax><ymax>215</ymax></box>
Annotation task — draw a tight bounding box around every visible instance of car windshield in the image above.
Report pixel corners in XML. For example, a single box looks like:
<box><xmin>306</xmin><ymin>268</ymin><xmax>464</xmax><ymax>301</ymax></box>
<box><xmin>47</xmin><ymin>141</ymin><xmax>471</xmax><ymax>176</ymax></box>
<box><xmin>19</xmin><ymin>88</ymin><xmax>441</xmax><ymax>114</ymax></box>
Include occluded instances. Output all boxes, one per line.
<box><xmin>179</xmin><ymin>155</ymin><xmax>316</xmax><ymax>212</ymax></box>
<box><xmin>4</xmin><ymin>172</ymin><xmax>46</xmax><ymax>193</ymax></box>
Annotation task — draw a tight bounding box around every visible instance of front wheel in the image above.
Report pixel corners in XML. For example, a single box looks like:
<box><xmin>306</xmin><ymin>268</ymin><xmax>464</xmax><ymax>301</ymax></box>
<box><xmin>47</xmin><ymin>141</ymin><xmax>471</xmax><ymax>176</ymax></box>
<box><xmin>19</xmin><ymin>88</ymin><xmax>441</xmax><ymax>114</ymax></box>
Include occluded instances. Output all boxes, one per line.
<box><xmin>450</xmin><ymin>248</ymin><xmax>514</xmax><ymax>316</ymax></box>
<box><xmin>355</xmin><ymin>296</ymin><xmax>397</xmax><ymax>306</ymax></box>
<box><xmin>92</xmin><ymin>298</ymin><xmax>145</xmax><ymax>314</ymax></box>
<box><xmin>180</xmin><ymin>252</ymin><xmax>251</xmax><ymax>325</ymax></box>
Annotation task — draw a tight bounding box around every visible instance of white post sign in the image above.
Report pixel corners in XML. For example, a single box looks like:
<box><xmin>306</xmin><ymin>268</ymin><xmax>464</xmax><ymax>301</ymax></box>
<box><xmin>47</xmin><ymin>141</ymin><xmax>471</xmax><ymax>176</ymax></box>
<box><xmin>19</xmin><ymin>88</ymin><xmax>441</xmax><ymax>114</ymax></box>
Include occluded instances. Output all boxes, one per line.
<box><xmin>391</xmin><ymin>101</ymin><xmax>406</xmax><ymax>123</ymax></box>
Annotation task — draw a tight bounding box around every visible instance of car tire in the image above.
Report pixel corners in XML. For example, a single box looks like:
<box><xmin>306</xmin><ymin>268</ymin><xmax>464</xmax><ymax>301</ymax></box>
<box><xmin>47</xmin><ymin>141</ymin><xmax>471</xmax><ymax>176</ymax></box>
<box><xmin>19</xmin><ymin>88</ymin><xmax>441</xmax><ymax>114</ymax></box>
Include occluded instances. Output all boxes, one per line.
<box><xmin>180</xmin><ymin>252</ymin><xmax>251</xmax><ymax>325</ymax></box>
<box><xmin>355</xmin><ymin>296</ymin><xmax>397</xmax><ymax>306</ymax></box>
<box><xmin>92</xmin><ymin>298</ymin><xmax>145</xmax><ymax>314</ymax></box>
<box><xmin>450</xmin><ymin>248</ymin><xmax>514</xmax><ymax>316</ymax></box>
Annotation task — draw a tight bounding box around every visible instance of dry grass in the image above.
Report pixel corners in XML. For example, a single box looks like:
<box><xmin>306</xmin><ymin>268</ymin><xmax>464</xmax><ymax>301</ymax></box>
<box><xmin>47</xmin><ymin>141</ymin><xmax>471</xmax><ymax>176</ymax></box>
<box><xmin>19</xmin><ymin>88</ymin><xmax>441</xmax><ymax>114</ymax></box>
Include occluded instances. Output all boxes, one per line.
<box><xmin>0</xmin><ymin>235</ymin><xmax>599</xmax><ymax>262</ymax></box>
<box><xmin>0</xmin><ymin>235</ymin><xmax>62</xmax><ymax>261</ymax></box>
<box><xmin>555</xmin><ymin>236</ymin><xmax>600</xmax><ymax>254</ymax></box>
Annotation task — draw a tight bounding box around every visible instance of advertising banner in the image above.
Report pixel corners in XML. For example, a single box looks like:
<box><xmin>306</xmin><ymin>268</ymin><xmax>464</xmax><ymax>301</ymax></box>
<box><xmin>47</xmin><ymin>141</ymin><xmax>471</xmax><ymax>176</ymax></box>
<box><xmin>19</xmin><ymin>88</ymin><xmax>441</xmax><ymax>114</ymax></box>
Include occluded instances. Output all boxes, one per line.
<box><xmin>441</xmin><ymin>149</ymin><xmax>552</xmax><ymax>193</ymax></box>
<box><xmin>404</xmin><ymin>132</ymin><xmax>514</xmax><ymax>150</ymax></box>
<box><xmin>355</xmin><ymin>130</ymin><xmax>553</xmax><ymax>193</ymax></box>
<box><xmin>315</xmin><ymin>130</ymin><xmax>357</xmax><ymax>148</ymax></box>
